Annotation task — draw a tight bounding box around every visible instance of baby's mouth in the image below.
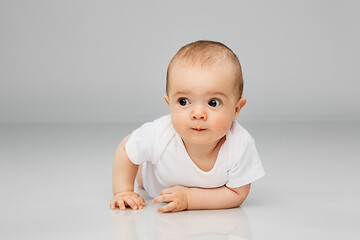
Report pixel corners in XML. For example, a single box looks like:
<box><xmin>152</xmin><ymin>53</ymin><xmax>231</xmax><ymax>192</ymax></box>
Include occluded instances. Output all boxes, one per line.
<box><xmin>192</xmin><ymin>128</ymin><xmax>206</xmax><ymax>132</ymax></box>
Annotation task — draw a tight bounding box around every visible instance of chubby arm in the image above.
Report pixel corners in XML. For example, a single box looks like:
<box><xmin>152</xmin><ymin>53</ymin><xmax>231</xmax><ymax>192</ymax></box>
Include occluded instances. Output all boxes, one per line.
<box><xmin>188</xmin><ymin>184</ymin><xmax>251</xmax><ymax>210</ymax></box>
<box><xmin>112</xmin><ymin>135</ymin><xmax>137</xmax><ymax>193</ymax></box>
<box><xmin>153</xmin><ymin>184</ymin><xmax>251</xmax><ymax>212</ymax></box>
<box><xmin>110</xmin><ymin>135</ymin><xmax>146</xmax><ymax>210</ymax></box>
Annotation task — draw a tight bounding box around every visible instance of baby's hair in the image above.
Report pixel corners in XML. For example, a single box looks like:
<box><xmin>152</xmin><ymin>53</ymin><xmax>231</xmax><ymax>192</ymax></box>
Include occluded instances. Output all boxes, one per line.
<box><xmin>166</xmin><ymin>40</ymin><xmax>244</xmax><ymax>98</ymax></box>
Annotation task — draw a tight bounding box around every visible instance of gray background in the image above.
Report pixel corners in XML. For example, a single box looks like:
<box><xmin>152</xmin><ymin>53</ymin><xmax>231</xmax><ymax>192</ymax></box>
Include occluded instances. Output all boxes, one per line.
<box><xmin>1</xmin><ymin>0</ymin><xmax>359</xmax><ymax>123</ymax></box>
<box><xmin>1</xmin><ymin>1</ymin><xmax>360</xmax><ymax>239</ymax></box>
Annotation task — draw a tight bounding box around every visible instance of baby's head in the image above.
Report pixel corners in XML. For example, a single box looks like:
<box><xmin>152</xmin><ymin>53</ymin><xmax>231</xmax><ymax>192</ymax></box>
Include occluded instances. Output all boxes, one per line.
<box><xmin>164</xmin><ymin>40</ymin><xmax>247</xmax><ymax>145</ymax></box>
<box><xmin>166</xmin><ymin>40</ymin><xmax>243</xmax><ymax>99</ymax></box>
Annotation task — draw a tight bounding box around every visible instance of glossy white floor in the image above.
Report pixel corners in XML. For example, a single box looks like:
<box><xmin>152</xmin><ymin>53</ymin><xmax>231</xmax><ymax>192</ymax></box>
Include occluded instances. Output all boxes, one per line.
<box><xmin>1</xmin><ymin>121</ymin><xmax>359</xmax><ymax>239</ymax></box>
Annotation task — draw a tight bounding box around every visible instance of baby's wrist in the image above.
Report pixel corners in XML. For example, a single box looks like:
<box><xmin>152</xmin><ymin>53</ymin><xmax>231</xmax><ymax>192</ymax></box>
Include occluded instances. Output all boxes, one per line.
<box><xmin>185</xmin><ymin>187</ymin><xmax>191</xmax><ymax>210</ymax></box>
<box><xmin>113</xmin><ymin>189</ymin><xmax>135</xmax><ymax>196</ymax></box>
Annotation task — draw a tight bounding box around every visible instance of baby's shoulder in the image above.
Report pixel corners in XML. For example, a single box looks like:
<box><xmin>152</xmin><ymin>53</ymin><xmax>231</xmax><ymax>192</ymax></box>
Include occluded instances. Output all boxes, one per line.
<box><xmin>227</xmin><ymin>121</ymin><xmax>255</xmax><ymax>147</ymax></box>
<box><xmin>126</xmin><ymin>115</ymin><xmax>175</xmax><ymax>164</ymax></box>
<box><xmin>151</xmin><ymin>115</ymin><xmax>175</xmax><ymax>158</ymax></box>
<box><xmin>225</xmin><ymin>121</ymin><xmax>257</xmax><ymax>166</ymax></box>
<box><xmin>152</xmin><ymin>114</ymin><xmax>172</xmax><ymax>128</ymax></box>
<box><xmin>133</xmin><ymin>115</ymin><xmax>172</xmax><ymax>136</ymax></box>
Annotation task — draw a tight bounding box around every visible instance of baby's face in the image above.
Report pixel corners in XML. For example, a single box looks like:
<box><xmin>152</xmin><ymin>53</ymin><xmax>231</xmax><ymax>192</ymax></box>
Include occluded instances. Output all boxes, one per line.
<box><xmin>165</xmin><ymin>62</ymin><xmax>246</xmax><ymax>146</ymax></box>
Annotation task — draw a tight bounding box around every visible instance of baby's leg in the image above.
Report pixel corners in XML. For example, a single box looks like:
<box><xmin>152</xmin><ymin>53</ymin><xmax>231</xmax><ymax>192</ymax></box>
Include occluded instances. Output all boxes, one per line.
<box><xmin>136</xmin><ymin>164</ymin><xmax>144</xmax><ymax>189</ymax></box>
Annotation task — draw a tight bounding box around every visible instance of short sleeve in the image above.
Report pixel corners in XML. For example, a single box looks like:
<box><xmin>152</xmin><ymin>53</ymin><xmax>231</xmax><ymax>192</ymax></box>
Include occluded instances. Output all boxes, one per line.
<box><xmin>124</xmin><ymin>115</ymin><xmax>173</xmax><ymax>165</ymax></box>
<box><xmin>125</xmin><ymin>122</ymin><xmax>156</xmax><ymax>165</ymax></box>
<box><xmin>226</xmin><ymin>140</ymin><xmax>265</xmax><ymax>188</ymax></box>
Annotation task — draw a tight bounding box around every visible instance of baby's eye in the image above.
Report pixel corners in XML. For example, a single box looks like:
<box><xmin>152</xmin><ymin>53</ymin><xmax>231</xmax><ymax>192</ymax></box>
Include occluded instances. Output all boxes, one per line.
<box><xmin>178</xmin><ymin>98</ymin><xmax>190</xmax><ymax>106</ymax></box>
<box><xmin>208</xmin><ymin>99</ymin><xmax>221</xmax><ymax>107</ymax></box>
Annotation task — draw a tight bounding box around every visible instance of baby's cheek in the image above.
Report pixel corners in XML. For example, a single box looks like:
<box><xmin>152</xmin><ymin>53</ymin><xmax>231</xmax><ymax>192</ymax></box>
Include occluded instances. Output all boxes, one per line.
<box><xmin>171</xmin><ymin>112</ymin><xmax>185</xmax><ymax>132</ymax></box>
<box><xmin>213</xmin><ymin>116</ymin><xmax>232</xmax><ymax>135</ymax></box>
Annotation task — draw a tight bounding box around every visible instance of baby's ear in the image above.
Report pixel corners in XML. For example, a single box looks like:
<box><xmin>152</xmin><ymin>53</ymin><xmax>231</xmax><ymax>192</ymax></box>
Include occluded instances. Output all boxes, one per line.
<box><xmin>164</xmin><ymin>94</ymin><xmax>170</xmax><ymax>106</ymax></box>
<box><xmin>234</xmin><ymin>97</ymin><xmax>247</xmax><ymax>120</ymax></box>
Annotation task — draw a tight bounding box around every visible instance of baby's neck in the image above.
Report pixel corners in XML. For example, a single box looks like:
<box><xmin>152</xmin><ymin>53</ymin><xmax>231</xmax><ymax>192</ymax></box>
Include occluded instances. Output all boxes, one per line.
<box><xmin>182</xmin><ymin>136</ymin><xmax>226</xmax><ymax>160</ymax></box>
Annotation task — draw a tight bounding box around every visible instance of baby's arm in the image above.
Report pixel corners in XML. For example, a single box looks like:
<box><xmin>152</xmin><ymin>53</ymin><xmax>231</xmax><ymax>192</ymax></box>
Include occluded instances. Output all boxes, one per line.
<box><xmin>187</xmin><ymin>184</ymin><xmax>251</xmax><ymax>210</ymax></box>
<box><xmin>110</xmin><ymin>135</ymin><xmax>146</xmax><ymax>210</ymax></box>
<box><xmin>153</xmin><ymin>184</ymin><xmax>250</xmax><ymax>213</ymax></box>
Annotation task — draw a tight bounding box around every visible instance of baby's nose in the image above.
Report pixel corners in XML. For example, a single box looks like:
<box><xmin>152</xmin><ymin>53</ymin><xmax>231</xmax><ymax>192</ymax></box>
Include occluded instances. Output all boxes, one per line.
<box><xmin>191</xmin><ymin>110</ymin><xmax>207</xmax><ymax>120</ymax></box>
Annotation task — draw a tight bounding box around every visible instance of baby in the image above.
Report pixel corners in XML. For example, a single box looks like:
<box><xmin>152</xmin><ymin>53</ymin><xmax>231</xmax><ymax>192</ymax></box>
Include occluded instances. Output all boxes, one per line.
<box><xmin>110</xmin><ymin>40</ymin><xmax>265</xmax><ymax>213</ymax></box>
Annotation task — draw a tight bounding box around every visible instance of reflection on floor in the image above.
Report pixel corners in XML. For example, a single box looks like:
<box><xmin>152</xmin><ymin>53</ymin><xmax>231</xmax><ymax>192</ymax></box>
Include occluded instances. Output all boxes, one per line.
<box><xmin>113</xmin><ymin>185</ymin><xmax>252</xmax><ymax>239</ymax></box>
<box><xmin>0</xmin><ymin>121</ymin><xmax>359</xmax><ymax>239</ymax></box>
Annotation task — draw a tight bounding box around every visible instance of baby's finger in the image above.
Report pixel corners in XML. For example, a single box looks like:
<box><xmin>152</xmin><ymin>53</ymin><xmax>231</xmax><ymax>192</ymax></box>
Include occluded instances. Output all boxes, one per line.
<box><xmin>118</xmin><ymin>199</ymin><xmax>126</xmax><ymax>210</ymax></box>
<box><xmin>133</xmin><ymin>198</ymin><xmax>142</xmax><ymax>208</ymax></box>
<box><xmin>160</xmin><ymin>188</ymin><xmax>173</xmax><ymax>195</ymax></box>
<box><xmin>110</xmin><ymin>199</ymin><xmax>117</xmax><ymax>209</ymax></box>
<box><xmin>153</xmin><ymin>194</ymin><xmax>172</xmax><ymax>204</ymax></box>
<box><xmin>125</xmin><ymin>199</ymin><xmax>138</xmax><ymax>210</ymax></box>
<box><xmin>158</xmin><ymin>202</ymin><xmax>176</xmax><ymax>213</ymax></box>
<box><xmin>137</xmin><ymin>197</ymin><xmax>146</xmax><ymax>208</ymax></box>
<box><xmin>140</xmin><ymin>197</ymin><xmax>146</xmax><ymax>206</ymax></box>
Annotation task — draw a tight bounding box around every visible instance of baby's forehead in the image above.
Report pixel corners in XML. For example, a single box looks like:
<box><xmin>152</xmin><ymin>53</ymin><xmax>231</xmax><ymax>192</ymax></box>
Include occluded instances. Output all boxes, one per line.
<box><xmin>172</xmin><ymin>55</ymin><xmax>236</xmax><ymax>70</ymax></box>
<box><xmin>169</xmin><ymin>59</ymin><xmax>239</xmax><ymax>81</ymax></box>
<box><xmin>169</xmin><ymin>63</ymin><xmax>238</xmax><ymax>91</ymax></box>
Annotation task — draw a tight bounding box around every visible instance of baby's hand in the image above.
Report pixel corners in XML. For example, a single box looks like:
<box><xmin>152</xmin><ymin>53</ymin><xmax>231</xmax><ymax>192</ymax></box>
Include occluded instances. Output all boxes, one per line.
<box><xmin>152</xmin><ymin>186</ymin><xmax>189</xmax><ymax>213</ymax></box>
<box><xmin>110</xmin><ymin>191</ymin><xmax>146</xmax><ymax>210</ymax></box>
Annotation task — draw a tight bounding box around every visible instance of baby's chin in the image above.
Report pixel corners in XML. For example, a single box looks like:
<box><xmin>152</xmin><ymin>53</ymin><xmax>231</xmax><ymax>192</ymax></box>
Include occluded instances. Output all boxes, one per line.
<box><xmin>181</xmin><ymin>134</ymin><xmax>224</xmax><ymax>146</ymax></box>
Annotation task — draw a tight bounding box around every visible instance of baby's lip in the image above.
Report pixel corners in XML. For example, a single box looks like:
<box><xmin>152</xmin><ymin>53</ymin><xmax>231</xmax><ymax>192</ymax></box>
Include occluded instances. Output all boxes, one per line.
<box><xmin>192</xmin><ymin>127</ymin><xmax>206</xmax><ymax>131</ymax></box>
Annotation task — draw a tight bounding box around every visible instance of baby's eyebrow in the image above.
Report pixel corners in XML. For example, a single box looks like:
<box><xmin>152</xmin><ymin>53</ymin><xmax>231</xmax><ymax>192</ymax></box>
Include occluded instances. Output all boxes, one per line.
<box><xmin>209</xmin><ymin>92</ymin><xmax>228</xmax><ymax>98</ymax></box>
<box><xmin>172</xmin><ymin>91</ymin><xmax>189</xmax><ymax>96</ymax></box>
<box><xmin>172</xmin><ymin>91</ymin><xmax>228</xmax><ymax>98</ymax></box>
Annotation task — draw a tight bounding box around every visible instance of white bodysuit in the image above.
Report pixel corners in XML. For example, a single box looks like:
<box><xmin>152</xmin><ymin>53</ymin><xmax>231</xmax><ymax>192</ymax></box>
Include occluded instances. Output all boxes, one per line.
<box><xmin>125</xmin><ymin>115</ymin><xmax>265</xmax><ymax>198</ymax></box>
